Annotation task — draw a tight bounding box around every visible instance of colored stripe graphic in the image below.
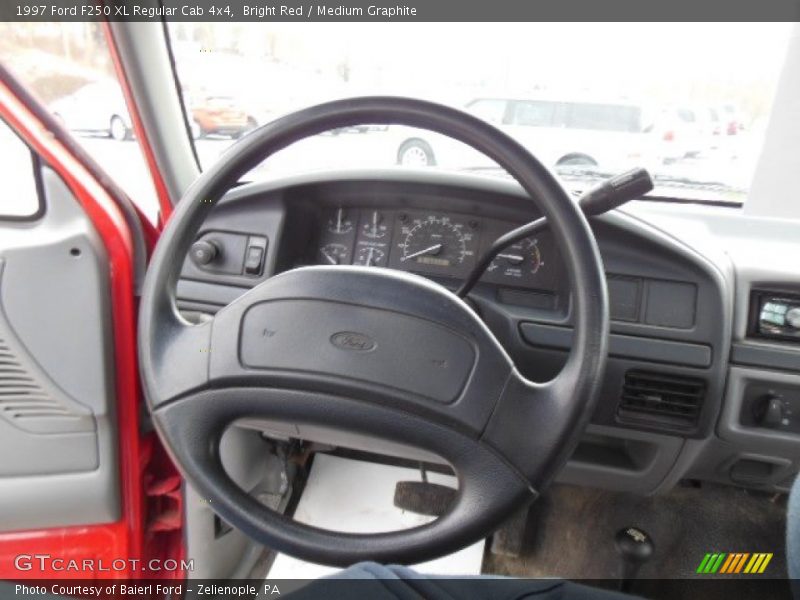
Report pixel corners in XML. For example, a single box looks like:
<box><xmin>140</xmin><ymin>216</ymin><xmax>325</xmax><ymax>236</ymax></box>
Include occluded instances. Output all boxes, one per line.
<box><xmin>720</xmin><ymin>553</ymin><xmax>738</xmax><ymax>573</ymax></box>
<box><xmin>744</xmin><ymin>554</ymin><xmax>760</xmax><ymax>573</ymax></box>
<box><xmin>696</xmin><ymin>553</ymin><xmax>713</xmax><ymax>573</ymax></box>
<box><xmin>719</xmin><ymin>553</ymin><xmax>736</xmax><ymax>573</ymax></box>
<box><xmin>734</xmin><ymin>553</ymin><xmax>749</xmax><ymax>573</ymax></box>
<box><xmin>697</xmin><ymin>553</ymin><xmax>727</xmax><ymax>573</ymax></box>
<box><xmin>698</xmin><ymin>552</ymin><xmax>773</xmax><ymax>575</ymax></box>
<box><xmin>758</xmin><ymin>553</ymin><xmax>773</xmax><ymax>573</ymax></box>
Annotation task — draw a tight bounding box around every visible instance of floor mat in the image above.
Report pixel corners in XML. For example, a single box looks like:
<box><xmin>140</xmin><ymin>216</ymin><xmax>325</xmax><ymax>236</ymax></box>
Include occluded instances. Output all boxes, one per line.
<box><xmin>268</xmin><ymin>454</ymin><xmax>485</xmax><ymax>578</ymax></box>
<box><xmin>484</xmin><ymin>482</ymin><xmax>789</xmax><ymax>598</ymax></box>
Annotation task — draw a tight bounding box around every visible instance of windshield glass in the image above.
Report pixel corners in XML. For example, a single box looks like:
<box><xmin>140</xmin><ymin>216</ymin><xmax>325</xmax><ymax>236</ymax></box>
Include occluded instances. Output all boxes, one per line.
<box><xmin>169</xmin><ymin>23</ymin><xmax>790</xmax><ymax>204</ymax></box>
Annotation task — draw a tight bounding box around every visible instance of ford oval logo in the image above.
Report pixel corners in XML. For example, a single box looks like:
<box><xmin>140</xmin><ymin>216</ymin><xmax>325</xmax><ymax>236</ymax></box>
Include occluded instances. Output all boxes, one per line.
<box><xmin>330</xmin><ymin>331</ymin><xmax>376</xmax><ymax>352</ymax></box>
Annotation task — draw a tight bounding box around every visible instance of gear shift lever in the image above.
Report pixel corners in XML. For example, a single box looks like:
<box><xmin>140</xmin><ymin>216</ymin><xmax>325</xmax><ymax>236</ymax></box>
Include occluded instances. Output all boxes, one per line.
<box><xmin>614</xmin><ymin>527</ymin><xmax>654</xmax><ymax>592</ymax></box>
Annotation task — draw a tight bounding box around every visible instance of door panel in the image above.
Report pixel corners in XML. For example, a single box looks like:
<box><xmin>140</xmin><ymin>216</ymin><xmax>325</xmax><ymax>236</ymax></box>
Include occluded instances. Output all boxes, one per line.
<box><xmin>0</xmin><ymin>72</ymin><xmax>149</xmax><ymax>579</ymax></box>
<box><xmin>0</xmin><ymin>164</ymin><xmax>119</xmax><ymax>529</ymax></box>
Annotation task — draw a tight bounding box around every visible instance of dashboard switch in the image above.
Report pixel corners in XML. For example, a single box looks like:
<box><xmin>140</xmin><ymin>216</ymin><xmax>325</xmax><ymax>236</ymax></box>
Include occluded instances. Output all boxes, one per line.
<box><xmin>190</xmin><ymin>239</ymin><xmax>219</xmax><ymax>266</ymax></box>
<box><xmin>244</xmin><ymin>246</ymin><xmax>264</xmax><ymax>275</ymax></box>
<box><xmin>243</xmin><ymin>235</ymin><xmax>268</xmax><ymax>276</ymax></box>
<box><xmin>753</xmin><ymin>394</ymin><xmax>785</xmax><ymax>428</ymax></box>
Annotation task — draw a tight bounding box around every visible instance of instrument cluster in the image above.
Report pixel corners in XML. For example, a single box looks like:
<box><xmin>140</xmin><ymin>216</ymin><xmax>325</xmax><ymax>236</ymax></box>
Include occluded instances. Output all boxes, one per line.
<box><xmin>314</xmin><ymin>207</ymin><xmax>563</xmax><ymax>292</ymax></box>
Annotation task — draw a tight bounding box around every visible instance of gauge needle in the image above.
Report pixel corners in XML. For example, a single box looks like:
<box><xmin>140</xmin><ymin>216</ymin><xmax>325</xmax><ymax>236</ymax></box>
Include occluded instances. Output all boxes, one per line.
<box><xmin>401</xmin><ymin>243</ymin><xmax>443</xmax><ymax>262</ymax></box>
<box><xmin>336</xmin><ymin>208</ymin><xmax>343</xmax><ymax>233</ymax></box>
<box><xmin>321</xmin><ymin>249</ymin><xmax>338</xmax><ymax>265</ymax></box>
<box><xmin>365</xmin><ymin>247</ymin><xmax>374</xmax><ymax>266</ymax></box>
<box><xmin>497</xmin><ymin>253</ymin><xmax>524</xmax><ymax>264</ymax></box>
<box><xmin>371</xmin><ymin>211</ymin><xmax>379</xmax><ymax>235</ymax></box>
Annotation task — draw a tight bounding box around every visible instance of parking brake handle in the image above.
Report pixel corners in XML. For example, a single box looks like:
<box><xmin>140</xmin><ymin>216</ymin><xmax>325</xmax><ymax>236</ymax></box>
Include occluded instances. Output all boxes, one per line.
<box><xmin>456</xmin><ymin>167</ymin><xmax>654</xmax><ymax>298</ymax></box>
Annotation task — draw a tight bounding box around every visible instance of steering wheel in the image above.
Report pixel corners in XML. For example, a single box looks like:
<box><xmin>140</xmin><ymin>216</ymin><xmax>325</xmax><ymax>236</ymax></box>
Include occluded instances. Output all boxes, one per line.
<box><xmin>139</xmin><ymin>97</ymin><xmax>609</xmax><ymax>567</ymax></box>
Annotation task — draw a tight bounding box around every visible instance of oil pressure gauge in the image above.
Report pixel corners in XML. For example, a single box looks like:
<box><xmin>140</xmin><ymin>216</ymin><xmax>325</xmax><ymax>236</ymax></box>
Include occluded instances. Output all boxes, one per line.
<box><xmin>319</xmin><ymin>243</ymin><xmax>350</xmax><ymax>265</ymax></box>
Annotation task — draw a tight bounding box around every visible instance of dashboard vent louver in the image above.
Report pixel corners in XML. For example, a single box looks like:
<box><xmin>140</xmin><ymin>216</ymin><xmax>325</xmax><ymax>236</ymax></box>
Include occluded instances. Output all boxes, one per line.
<box><xmin>618</xmin><ymin>370</ymin><xmax>706</xmax><ymax>429</ymax></box>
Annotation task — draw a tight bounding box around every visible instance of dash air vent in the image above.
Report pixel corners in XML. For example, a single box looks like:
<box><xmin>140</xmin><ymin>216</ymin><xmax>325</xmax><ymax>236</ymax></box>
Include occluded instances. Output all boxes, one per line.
<box><xmin>618</xmin><ymin>370</ymin><xmax>706</xmax><ymax>429</ymax></box>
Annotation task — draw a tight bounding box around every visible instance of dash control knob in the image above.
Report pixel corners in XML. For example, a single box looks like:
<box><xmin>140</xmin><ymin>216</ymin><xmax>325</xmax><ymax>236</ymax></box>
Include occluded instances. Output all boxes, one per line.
<box><xmin>190</xmin><ymin>239</ymin><xmax>219</xmax><ymax>266</ymax></box>
<box><xmin>753</xmin><ymin>394</ymin><xmax>785</xmax><ymax>428</ymax></box>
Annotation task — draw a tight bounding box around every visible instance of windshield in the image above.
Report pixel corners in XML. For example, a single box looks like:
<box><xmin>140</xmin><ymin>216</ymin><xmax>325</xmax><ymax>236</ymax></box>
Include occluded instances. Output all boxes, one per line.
<box><xmin>170</xmin><ymin>22</ymin><xmax>794</xmax><ymax>204</ymax></box>
<box><xmin>2</xmin><ymin>22</ymin><xmax>791</xmax><ymax>213</ymax></box>
<box><xmin>167</xmin><ymin>23</ymin><xmax>793</xmax><ymax>204</ymax></box>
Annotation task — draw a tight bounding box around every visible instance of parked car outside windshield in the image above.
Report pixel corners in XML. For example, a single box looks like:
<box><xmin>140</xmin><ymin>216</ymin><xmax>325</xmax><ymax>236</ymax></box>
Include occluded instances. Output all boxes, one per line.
<box><xmin>185</xmin><ymin>94</ymin><xmax>254</xmax><ymax>139</ymax></box>
<box><xmin>50</xmin><ymin>80</ymin><xmax>133</xmax><ymax>141</ymax></box>
<box><xmin>393</xmin><ymin>97</ymin><xmax>657</xmax><ymax>173</ymax></box>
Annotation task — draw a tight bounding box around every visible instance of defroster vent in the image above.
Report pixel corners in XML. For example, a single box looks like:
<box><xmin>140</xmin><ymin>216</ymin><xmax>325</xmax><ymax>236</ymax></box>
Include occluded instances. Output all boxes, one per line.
<box><xmin>618</xmin><ymin>369</ymin><xmax>706</xmax><ymax>429</ymax></box>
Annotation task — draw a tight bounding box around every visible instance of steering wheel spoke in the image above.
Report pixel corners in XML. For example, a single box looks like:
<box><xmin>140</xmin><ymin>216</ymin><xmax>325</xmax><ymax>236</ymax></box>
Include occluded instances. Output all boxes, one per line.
<box><xmin>139</xmin><ymin>307</ymin><xmax>213</xmax><ymax>409</ymax></box>
<box><xmin>482</xmin><ymin>366</ymin><xmax>597</xmax><ymax>489</ymax></box>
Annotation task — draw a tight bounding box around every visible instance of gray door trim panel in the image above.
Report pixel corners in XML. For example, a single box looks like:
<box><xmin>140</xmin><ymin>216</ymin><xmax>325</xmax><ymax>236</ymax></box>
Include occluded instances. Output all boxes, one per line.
<box><xmin>0</xmin><ymin>168</ymin><xmax>119</xmax><ymax>529</ymax></box>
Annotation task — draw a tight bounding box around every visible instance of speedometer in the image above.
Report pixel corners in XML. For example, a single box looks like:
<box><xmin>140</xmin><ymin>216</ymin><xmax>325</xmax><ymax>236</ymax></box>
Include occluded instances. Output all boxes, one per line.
<box><xmin>401</xmin><ymin>218</ymin><xmax>467</xmax><ymax>267</ymax></box>
<box><xmin>391</xmin><ymin>213</ymin><xmax>477</xmax><ymax>276</ymax></box>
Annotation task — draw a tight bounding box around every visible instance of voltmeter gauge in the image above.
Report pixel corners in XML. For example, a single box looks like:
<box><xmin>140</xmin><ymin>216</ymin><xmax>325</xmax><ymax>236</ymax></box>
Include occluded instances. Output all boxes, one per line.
<box><xmin>360</xmin><ymin>210</ymin><xmax>389</xmax><ymax>239</ymax></box>
<box><xmin>355</xmin><ymin>246</ymin><xmax>386</xmax><ymax>267</ymax></box>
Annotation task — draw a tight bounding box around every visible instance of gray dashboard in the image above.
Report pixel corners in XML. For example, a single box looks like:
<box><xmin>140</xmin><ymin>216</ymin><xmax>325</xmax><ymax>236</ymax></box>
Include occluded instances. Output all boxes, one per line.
<box><xmin>175</xmin><ymin>169</ymin><xmax>800</xmax><ymax>496</ymax></box>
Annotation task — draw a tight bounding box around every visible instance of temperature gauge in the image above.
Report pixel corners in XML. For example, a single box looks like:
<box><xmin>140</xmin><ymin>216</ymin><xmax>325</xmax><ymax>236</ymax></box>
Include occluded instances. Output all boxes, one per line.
<box><xmin>319</xmin><ymin>243</ymin><xmax>350</xmax><ymax>265</ymax></box>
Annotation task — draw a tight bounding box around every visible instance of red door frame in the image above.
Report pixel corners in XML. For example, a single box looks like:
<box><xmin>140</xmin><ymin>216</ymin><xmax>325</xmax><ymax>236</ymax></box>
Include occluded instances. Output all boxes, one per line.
<box><xmin>0</xmin><ymin>34</ymin><xmax>183</xmax><ymax>580</ymax></box>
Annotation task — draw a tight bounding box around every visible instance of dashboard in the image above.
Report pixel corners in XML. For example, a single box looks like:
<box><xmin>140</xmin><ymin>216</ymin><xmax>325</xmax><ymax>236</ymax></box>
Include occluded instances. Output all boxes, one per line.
<box><xmin>175</xmin><ymin>169</ymin><xmax>800</xmax><ymax>498</ymax></box>
<box><xmin>313</xmin><ymin>207</ymin><xmax>562</xmax><ymax>292</ymax></box>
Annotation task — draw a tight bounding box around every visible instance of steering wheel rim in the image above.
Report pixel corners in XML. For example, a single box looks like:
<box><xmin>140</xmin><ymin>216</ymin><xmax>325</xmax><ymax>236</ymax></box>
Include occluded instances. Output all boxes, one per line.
<box><xmin>138</xmin><ymin>97</ymin><xmax>609</xmax><ymax>566</ymax></box>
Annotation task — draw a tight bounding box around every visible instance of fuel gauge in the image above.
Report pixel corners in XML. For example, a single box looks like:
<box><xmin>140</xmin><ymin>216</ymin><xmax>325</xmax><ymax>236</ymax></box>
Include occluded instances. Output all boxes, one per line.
<box><xmin>523</xmin><ymin>238</ymin><xmax>543</xmax><ymax>274</ymax></box>
<box><xmin>488</xmin><ymin>238</ymin><xmax>543</xmax><ymax>278</ymax></box>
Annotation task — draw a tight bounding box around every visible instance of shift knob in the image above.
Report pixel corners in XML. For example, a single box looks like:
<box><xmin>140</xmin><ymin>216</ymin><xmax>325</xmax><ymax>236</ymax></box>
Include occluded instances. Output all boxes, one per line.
<box><xmin>615</xmin><ymin>527</ymin><xmax>654</xmax><ymax>591</ymax></box>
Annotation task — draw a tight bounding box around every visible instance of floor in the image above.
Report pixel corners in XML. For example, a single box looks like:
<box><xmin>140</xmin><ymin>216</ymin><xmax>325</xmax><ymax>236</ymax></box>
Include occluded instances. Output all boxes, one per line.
<box><xmin>268</xmin><ymin>454</ymin><xmax>485</xmax><ymax>579</ymax></box>
<box><xmin>266</xmin><ymin>456</ymin><xmax>791</xmax><ymax>599</ymax></box>
<box><xmin>485</xmin><ymin>482</ymin><xmax>791</xmax><ymax>599</ymax></box>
